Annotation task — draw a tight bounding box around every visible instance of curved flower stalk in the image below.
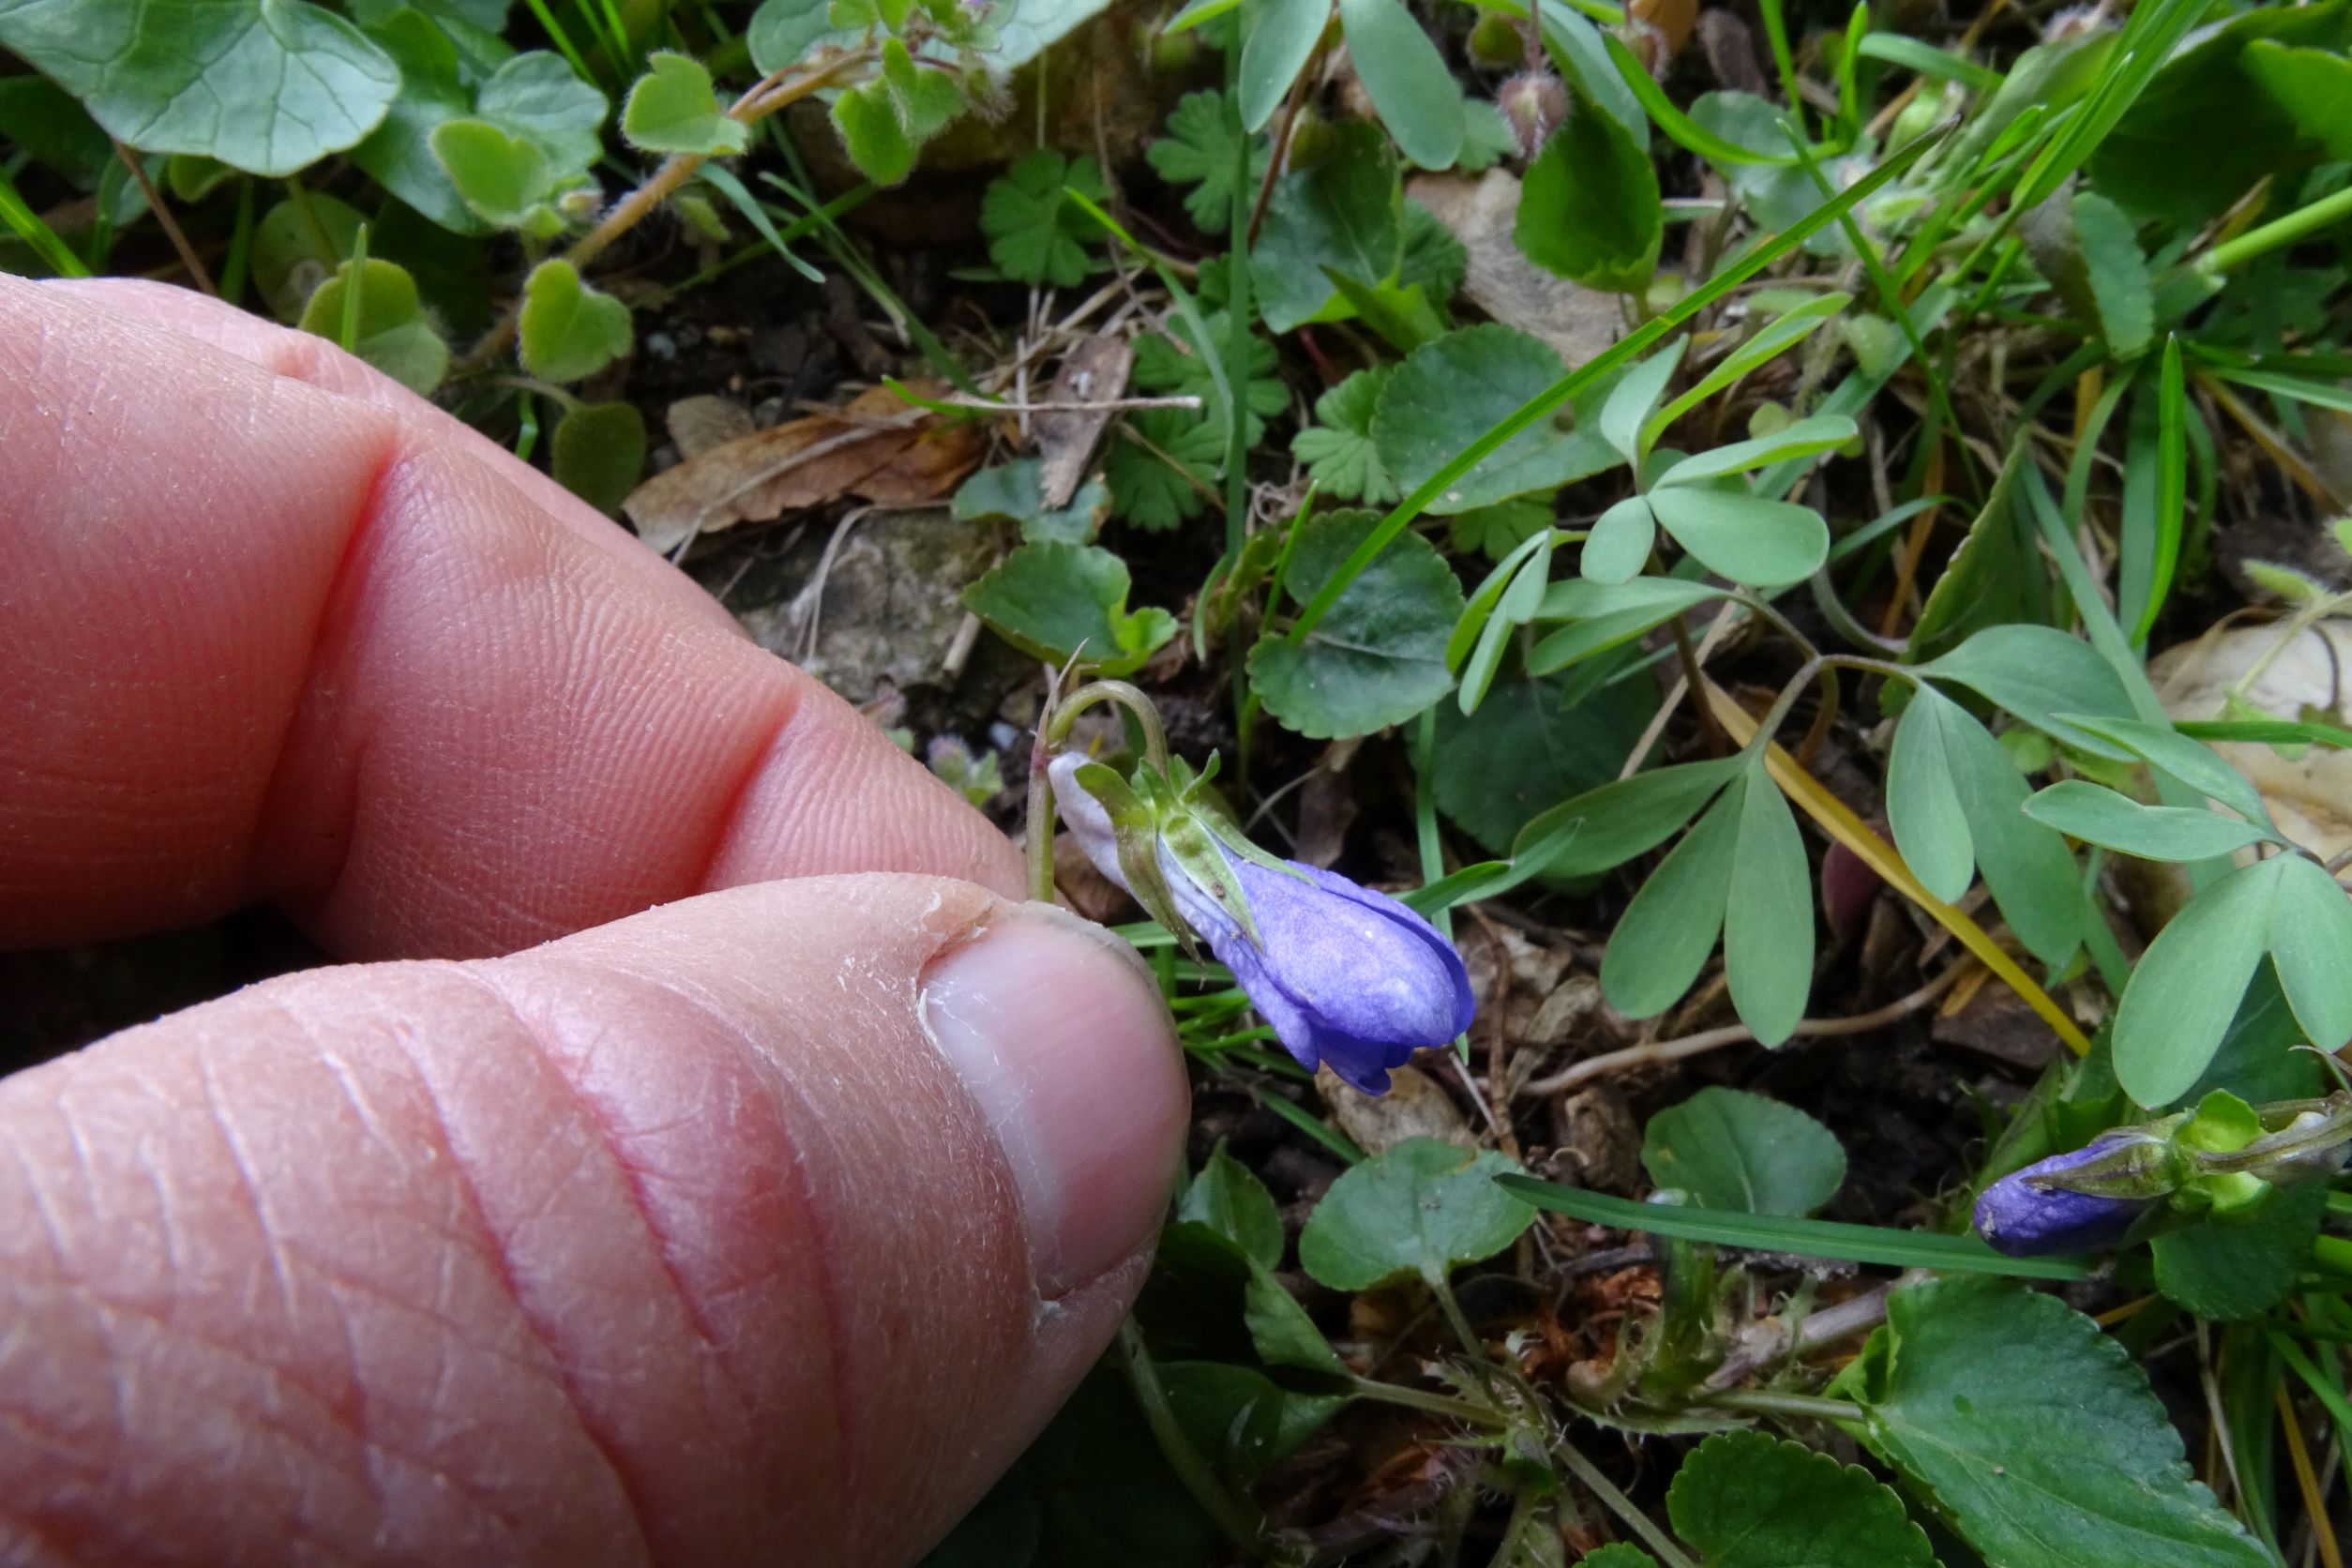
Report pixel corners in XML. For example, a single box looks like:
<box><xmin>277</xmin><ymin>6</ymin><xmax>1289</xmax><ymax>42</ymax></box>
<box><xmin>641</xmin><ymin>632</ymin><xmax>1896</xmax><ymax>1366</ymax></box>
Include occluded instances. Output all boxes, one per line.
<box><xmin>1049</xmin><ymin>752</ymin><xmax>1473</xmax><ymax>1094</ymax></box>
<box><xmin>1974</xmin><ymin>1091</ymin><xmax>2352</xmax><ymax>1257</ymax></box>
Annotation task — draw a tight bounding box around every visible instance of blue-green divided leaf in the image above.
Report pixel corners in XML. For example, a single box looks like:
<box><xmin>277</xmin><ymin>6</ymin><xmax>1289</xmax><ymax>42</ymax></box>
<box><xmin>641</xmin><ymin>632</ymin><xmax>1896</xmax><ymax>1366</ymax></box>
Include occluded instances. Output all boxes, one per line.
<box><xmin>1666</xmin><ymin>1431</ymin><xmax>1935</xmax><ymax>1568</ymax></box>
<box><xmin>1179</xmin><ymin>1144</ymin><xmax>1283</xmax><ymax>1270</ymax></box>
<box><xmin>1922</xmin><ymin>687</ymin><xmax>2083</xmax><ymax>970</ymax></box>
<box><xmin>1598</xmin><ymin>339</ymin><xmax>1684</xmax><ymax>464</ymax></box>
<box><xmin>2023</xmin><ymin>780</ymin><xmax>2272</xmax><ymax>862</ymax></box>
<box><xmin>621</xmin><ymin>52</ymin><xmax>746</xmax><ymax>156</ymax></box>
<box><xmin>0</xmin><ymin>0</ymin><xmax>400</xmax><ymax>177</ymax></box>
<box><xmin>1646</xmin><ymin>486</ymin><xmax>1829</xmax><ymax>588</ymax></box>
<box><xmin>1578</xmin><ymin>496</ymin><xmax>1654</xmax><ymax>584</ymax></box>
<box><xmin>1914</xmin><ymin>623</ymin><xmax>2136</xmax><ymax>758</ymax></box>
<box><xmin>1601</xmin><ymin>774</ymin><xmax>1743</xmax><ymax>1019</ymax></box>
<box><xmin>962</xmin><ymin>541</ymin><xmax>1178</xmax><ymax>676</ymax></box>
<box><xmin>1725</xmin><ymin>763</ymin><xmax>1813</xmax><ymax>1046</ymax></box>
<box><xmin>1641</xmin><ymin>1087</ymin><xmax>1845</xmax><ymax>1216</ymax></box>
<box><xmin>1373</xmin><ymin>324</ymin><xmax>1618</xmax><ymax>513</ymax></box>
<box><xmin>1298</xmin><ymin>1138</ymin><xmax>1534</xmax><ymax>1289</ymax></box>
<box><xmin>1513</xmin><ymin>753</ymin><xmax>1743</xmax><ymax>882</ymax></box>
<box><xmin>2113</xmin><ymin>859</ymin><xmax>2278</xmax><ymax>1108</ymax></box>
<box><xmin>1887</xmin><ymin>688</ymin><xmax>1975</xmax><ymax>902</ymax></box>
<box><xmin>2063</xmin><ymin>716</ymin><xmax>2276</xmax><ymax>829</ymax></box>
<box><xmin>1238</xmin><ymin>0</ymin><xmax>1329</xmax><ymax>131</ymax></box>
<box><xmin>1246</xmin><ymin>507</ymin><xmax>1466</xmax><ymax>738</ymax></box>
<box><xmin>1837</xmin><ymin>1277</ymin><xmax>2272</xmax><ymax>1568</ymax></box>
<box><xmin>1335</xmin><ymin>0</ymin><xmax>1462</xmax><ymax>169</ymax></box>
<box><xmin>1652</xmin><ymin>415</ymin><xmax>1857</xmax><ymax>486</ymax></box>
<box><xmin>294</xmin><ymin>258</ymin><xmax>448</xmax><ymax>395</ymax></box>
<box><xmin>2265</xmin><ymin>852</ymin><xmax>2352</xmax><ymax>1057</ymax></box>
<box><xmin>2152</xmin><ymin>1180</ymin><xmax>2327</xmax><ymax>1321</ymax></box>
<box><xmin>1515</xmin><ymin>88</ymin><xmax>1660</xmax><ymax>293</ymax></box>
<box><xmin>517</xmin><ymin>258</ymin><xmax>632</xmax><ymax>382</ymax></box>
<box><xmin>1529</xmin><ymin>577</ymin><xmax>1724</xmax><ymax>674</ymax></box>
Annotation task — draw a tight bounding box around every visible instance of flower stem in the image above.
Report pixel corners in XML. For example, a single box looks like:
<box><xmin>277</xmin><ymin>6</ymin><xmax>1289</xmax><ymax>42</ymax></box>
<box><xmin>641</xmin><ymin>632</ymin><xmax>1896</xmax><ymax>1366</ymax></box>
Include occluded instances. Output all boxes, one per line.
<box><xmin>1347</xmin><ymin>1376</ymin><xmax>1511</xmax><ymax>1428</ymax></box>
<box><xmin>1428</xmin><ymin>1274</ymin><xmax>1499</xmax><ymax>1399</ymax></box>
<box><xmin>1551</xmin><ymin>1436</ymin><xmax>1696</xmax><ymax>1568</ymax></box>
<box><xmin>1044</xmin><ymin>679</ymin><xmax>1172</xmax><ymax>774</ymax></box>
<box><xmin>1698</xmin><ymin>1388</ymin><xmax>1861</xmax><ymax>1423</ymax></box>
<box><xmin>1117</xmin><ymin>1319</ymin><xmax>1265</xmax><ymax>1552</ymax></box>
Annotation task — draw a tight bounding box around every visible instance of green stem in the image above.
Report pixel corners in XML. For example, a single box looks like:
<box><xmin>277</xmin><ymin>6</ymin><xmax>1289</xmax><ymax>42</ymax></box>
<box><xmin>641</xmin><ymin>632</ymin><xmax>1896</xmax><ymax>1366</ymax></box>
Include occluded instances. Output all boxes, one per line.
<box><xmin>1553</xmin><ymin>1437</ymin><xmax>1696</xmax><ymax>1568</ymax></box>
<box><xmin>1044</xmin><ymin>679</ymin><xmax>1172</xmax><ymax>773</ymax></box>
<box><xmin>1348</xmin><ymin>1376</ymin><xmax>1511</xmax><ymax>1428</ymax></box>
<box><xmin>2203</xmin><ymin>184</ymin><xmax>2352</xmax><ymax>278</ymax></box>
<box><xmin>1428</xmin><ymin>1274</ymin><xmax>1498</xmax><ymax>1398</ymax></box>
<box><xmin>1700</xmin><ymin>1388</ymin><xmax>1861</xmax><ymax>1423</ymax></box>
<box><xmin>1117</xmin><ymin>1319</ymin><xmax>1266</xmax><ymax>1552</ymax></box>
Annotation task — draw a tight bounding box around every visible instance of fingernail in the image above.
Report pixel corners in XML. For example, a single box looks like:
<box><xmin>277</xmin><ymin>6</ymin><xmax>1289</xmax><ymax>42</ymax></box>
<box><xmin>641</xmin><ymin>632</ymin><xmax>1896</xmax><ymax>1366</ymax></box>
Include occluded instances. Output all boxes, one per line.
<box><xmin>920</xmin><ymin>903</ymin><xmax>1186</xmax><ymax>1297</ymax></box>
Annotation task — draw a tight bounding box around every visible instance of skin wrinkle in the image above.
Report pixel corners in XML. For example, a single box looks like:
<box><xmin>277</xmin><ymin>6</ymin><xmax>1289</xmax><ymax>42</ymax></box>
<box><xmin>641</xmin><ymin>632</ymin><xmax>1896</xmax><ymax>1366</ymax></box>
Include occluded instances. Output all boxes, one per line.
<box><xmin>360</xmin><ymin>985</ymin><xmax>657</xmax><ymax>1568</ymax></box>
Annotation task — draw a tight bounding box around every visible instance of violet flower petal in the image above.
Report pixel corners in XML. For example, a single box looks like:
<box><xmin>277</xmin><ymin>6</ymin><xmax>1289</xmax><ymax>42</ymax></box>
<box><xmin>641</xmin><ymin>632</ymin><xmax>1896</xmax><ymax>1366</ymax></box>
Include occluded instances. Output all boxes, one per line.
<box><xmin>1973</xmin><ymin>1136</ymin><xmax>2156</xmax><ymax>1257</ymax></box>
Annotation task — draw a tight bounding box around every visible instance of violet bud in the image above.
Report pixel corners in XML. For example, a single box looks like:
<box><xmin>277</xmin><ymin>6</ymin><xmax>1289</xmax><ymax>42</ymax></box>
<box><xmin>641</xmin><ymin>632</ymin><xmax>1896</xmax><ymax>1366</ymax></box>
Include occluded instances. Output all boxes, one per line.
<box><xmin>1050</xmin><ymin>754</ymin><xmax>1474</xmax><ymax>1094</ymax></box>
<box><xmin>1973</xmin><ymin>1135</ymin><xmax>2168</xmax><ymax>1257</ymax></box>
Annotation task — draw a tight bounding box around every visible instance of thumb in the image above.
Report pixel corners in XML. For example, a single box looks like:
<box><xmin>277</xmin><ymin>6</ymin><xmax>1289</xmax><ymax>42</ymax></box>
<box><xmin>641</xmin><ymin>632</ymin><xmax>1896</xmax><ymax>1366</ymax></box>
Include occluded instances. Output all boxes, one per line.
<box><xmin>0</xmin><ymin>877</ymin><xmax>1187</xmax><ymax>1567</ymax></box>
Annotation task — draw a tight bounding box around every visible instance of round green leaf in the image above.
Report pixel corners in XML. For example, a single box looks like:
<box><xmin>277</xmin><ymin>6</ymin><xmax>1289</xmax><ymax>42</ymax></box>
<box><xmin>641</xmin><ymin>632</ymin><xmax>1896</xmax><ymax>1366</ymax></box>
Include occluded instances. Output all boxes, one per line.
<box><xmin>749</xmin><ymin>0</ymin><xmax>842</xmax><ymax>71</ymax></box>
<box><xmin>1246</xmin><ymin>508</ymin><xmax>1465</xmax><ymax>738</ymax></box>
<box><xmin>1641</xmin><ymin>1087</ymin><xmax>1846</xmax><ymax>1217</ymax></box>
<box><xmin>1666</xmin><ymin>1430</ymin><xmax>1934</xmax><ymax>1568</ymax></box>
<box><xmin>1578</xmin><ymin>496</ymin><xmax>1654</xmax><ymax>584</ymax></box>
<box><xmin>1298</xmin><ymin>1138</ymin><xmax>1534</xmax><ymax>1289</ymax></box>
<box><xmin>1373</xmin><ymin>324</ymin><xmax>1619</xmax><ymax>514</ymax></box>
<box><xmin>962</xmin><ymin>541</ymin><xmax>1178</xmax><ymax>677</ymax></box>
<box><xmin>294</xmin><ymin>258</ymin><xmax>448</xmax><ymax>396</ymax></box>
<box><xmin>2152</xmin><ymin>1180</ymin><xmax>2328</xmax><ymax>1321</ymax></box>
<box><xmin>517</xmin><ymin>258</ymin><xmax>632</xmax><ymax>383</ymax></box>
<box><xmin>1647</xmin><ymin>486</ymin><xmax>1829</xmax><ymax>588</ymax></box>
<box><xmin>432</xmin><ymin>117</ymin><xmax>556</xmax><ymax>230</ymax></box>
<box><xmin>622</xmin><ymin>52</ymin><xmax>747</xmax><ymax>156</ymax></box>
<box><xmin>0</xmin><ymin>0</ymin><xmax>400</xmax><ymax>177</ymax></box>
<box><xmin>1335</xmin><ymin>0</ymin><xmax>1462</xmax><ymax>170</ymax></box>
<box><xmin>1514</xmin><ymin>89</ymin><xmax>1661</xmax><ymax>294</ymax></box>
<box><xmin>550</xmin><ymin>401</ymin><xmax>647</xmax><ymax>516</ymax></box>
<box><xmin>1432</xmin><ymin>662</ymin><xmax>1651</xmax><ymax>853</ymax></box>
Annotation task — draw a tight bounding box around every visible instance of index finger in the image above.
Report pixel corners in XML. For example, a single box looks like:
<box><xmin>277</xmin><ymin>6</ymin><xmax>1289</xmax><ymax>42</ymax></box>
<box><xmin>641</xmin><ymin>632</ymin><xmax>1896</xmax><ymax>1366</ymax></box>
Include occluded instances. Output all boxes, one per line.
<box><xmin>0</xmin><ymin>276</ymin><xmax>1023</xmax><ymax>957</ymax></box>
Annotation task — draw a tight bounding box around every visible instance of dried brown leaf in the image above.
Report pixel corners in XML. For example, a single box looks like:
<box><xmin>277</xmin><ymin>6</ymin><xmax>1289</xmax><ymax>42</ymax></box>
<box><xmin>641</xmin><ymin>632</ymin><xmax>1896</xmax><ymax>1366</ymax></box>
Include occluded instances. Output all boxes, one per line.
<box><xmin>1406</xmin><ymin>171</ymin><xmax>1621</xmax><ymax>369</ymax></box>
<box><xmin>1034</xmin><ymin>336</ymin><xmax>1134</xmax><ymax>508</ymax></box>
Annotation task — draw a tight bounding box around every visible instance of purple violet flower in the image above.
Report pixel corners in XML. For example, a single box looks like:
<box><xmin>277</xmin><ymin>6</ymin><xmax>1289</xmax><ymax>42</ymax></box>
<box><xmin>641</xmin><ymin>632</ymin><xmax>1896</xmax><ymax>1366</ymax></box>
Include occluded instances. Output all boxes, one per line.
<box><xmin>1051</xmin><ymin>755</ymin><xmax>1474</xmax><ymax>1094</ymax></box>
<box><xmin>1973</xmin><ymin>1135</ymin><xmax>2161</xmax><ymax>1257</ymax></box>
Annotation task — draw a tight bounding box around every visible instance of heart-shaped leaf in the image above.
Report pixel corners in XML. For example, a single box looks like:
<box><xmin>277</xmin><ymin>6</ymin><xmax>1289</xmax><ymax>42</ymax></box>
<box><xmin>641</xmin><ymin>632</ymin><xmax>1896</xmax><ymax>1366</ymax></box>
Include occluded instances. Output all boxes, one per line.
<box><xmin>518</xmin><ymin>258</ymin><xmax>633</xmax><ymax>382</ymax></box>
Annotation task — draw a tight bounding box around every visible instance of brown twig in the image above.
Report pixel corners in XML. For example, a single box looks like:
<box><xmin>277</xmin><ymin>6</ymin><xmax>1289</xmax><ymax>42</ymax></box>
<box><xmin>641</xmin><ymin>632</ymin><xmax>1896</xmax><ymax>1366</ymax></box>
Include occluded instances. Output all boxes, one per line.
<box><xmin>114</xmin><ymin>141</ymin><xmax>215</xmax><ymax>295</ymax></box>
<box><xmin>1520</xmin><ymin>959</ymin><xmax>1975</xmax><ymax>1097</ymax></box>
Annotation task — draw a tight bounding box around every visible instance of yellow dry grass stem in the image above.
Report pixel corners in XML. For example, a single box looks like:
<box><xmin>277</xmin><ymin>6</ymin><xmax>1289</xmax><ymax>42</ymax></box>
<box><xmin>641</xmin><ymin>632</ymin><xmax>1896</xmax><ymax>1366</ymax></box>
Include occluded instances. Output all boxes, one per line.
<box><xmin>1703</xmin><ymin>681</ymin><xmax>2093</xmax><ymax>1057</ymax></box>
<box><xmin>2278</xmin><ymin>1383</ymin><xmax>2344</xmax><ymax>1568</ymax></box>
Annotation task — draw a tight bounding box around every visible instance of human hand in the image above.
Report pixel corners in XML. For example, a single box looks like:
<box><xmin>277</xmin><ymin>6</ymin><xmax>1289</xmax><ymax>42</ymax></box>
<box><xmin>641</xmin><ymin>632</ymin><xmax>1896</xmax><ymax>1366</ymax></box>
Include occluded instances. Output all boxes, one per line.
<box><xmin>0</xmin><ymin>276</ymin><xmax>1188</xmax><ymax>1566</ymax></box>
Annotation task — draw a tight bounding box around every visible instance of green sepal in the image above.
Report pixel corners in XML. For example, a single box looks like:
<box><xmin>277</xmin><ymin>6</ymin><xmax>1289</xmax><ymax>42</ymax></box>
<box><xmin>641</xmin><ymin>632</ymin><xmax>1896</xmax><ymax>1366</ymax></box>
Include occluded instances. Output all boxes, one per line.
<box><xmin>2028</xmin><ymin>1130</ymin><xmax>2190</xmax><ymax>1203</ymax></box>
<box><xmin>1072</xmin><ymin>761</ymin><xmax>1199</xmax><ymax>954</ymax></box>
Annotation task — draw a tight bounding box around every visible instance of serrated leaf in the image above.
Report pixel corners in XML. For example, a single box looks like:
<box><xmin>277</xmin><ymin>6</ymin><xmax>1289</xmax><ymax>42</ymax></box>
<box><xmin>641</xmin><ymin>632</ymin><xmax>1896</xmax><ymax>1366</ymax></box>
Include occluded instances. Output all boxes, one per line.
<box><xmin>2152</xmin><ymin>1180</ymin><xmax>2327</xmax><ymax>1320</ymax></box>
<box><xmin>1249</xmin><ymin>120</ymin><xmax>1402</xmax><ymax>332</ymax></box>
<box><xmin>1146</xmin><ymin>88</ymin><xmax>1268</xmax><ymax>234</ymax></box>
<box><xmin>1292</xmin><ymin>367</ymin><xmax>1398</xmax><ymax>503</ymax></box>
<box><xmin>1132</xmin><ymin>313</ymin><xmax>1286</xmax><ymax>446</ymax></box>
<box><xmin>2023</xmin><ymin>781</ymin><xmax>2273</xmax><ymax>862</ymax></box>
<box><xmin>1374</xmin><ymin>324</ymin><xmax>1618</xmax><ymax>513</ymax></box>
<box><xmin>981</xmin><ymin>149</ymin><xmax>1110</xmax><ymax>287</ymax></box>
<box><xmin>622</xmin><ymin>52</ymin><xmax>746</xmax><ymax>155</ymax></box>
<box><xmin>1105</xmin><ymin>409</ymin><xmax>1222</xmax><ymax>531</ymax></box>
<box><xmin>1576</xmin><ymin>1547</ymin><xmax>1659</xmax><ymax>1568</ymax></box>
<box><xmin>1335</xmin><ymin>0</ymin><xmax>1462</xmax><ymax>169</ymax></box>
<box><xmin>1448</xmin><ymin>498</ymin><xmax>1550</xmax><ymax>562</ymax></box>
<box><xmin>1514</xmin><ymin>88</ymin><xmax>1661</xmax><ymax>293</ymax></box>
<box><xmin>1399</xmin><ymin>198</ymin><xmax>1466</xmax><ymax>301</ymax></box>
<box><xmin>2070</xmin><ymin>188</ymin><xmax>2151</xmax><ymax>358</ymax></box>
<box><xmin>1601</xmin><ymin>776</ymin><xmax>1742</xmax><ymax>1019</ymax></box>
<box><xmin>517</xmin><ymin>258</ymin><xmax>631</xmax><ymax>382</ymax></box>
<box><xmin>1841</xmin><ymin>1277</ymin><xmax>2270</xmax><ymax>1568</ymax></box>
<box><xmin>550</xmin><ymin>400</ymin><xmax>646</xmax><ymax>515</ymax></box>
<box><xmin>295</xmin><ymin>257</ymin><xmax>449</xmax><ymax>395</ymax></box>
<box><xmin>1641</xmin><ymin>1088</ymin><xmax>1846</xmax><ymax>1216</ymax></box>
<box><xmin>1666</xmin><ymin>1430</ymin><xmax>1934</xmax><ymax>1568</ymax></box>
<box><xmin>1647</xmin><ymin>486</ymin><xmax>1829</xmax><ymax>588</ymax></box>
<box><xmin>1298</xmin><ymin>1137</ymin><xmax>1533</xmax><ymax>1289</ymax></box>
<box><xmin>1725</xmin><ymin>762</ymin><xmax>1814</xmax><ymax>1045</ymax></box>
<box><xmin>1247</xmin><ymin>508</ymin><xmax>1464</xmax><ymax>737</ymax></box>
<box><xmin>0</xmin><ymin>0</ymin><xmax>400</xmax><ymax>177</ymax></box>
<box><xmin>962</xmin><ymin>541</ymin><xmax>1177</xmax><ymax>676</ymax></box>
